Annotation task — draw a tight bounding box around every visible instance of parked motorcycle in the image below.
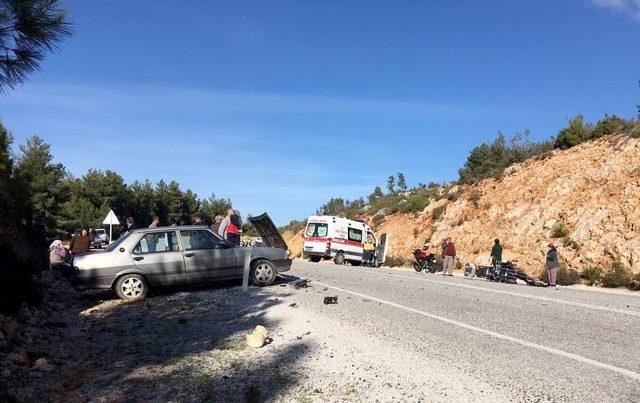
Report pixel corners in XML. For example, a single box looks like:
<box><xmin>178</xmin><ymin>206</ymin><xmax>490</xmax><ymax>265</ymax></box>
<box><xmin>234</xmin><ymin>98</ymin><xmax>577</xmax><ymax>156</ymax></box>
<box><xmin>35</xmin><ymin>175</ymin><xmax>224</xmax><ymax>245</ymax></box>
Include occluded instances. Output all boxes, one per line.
<box><xmin>413</xmin><ymin>249</ymin><xmax>437</xmax><ymax>273</ymax></box>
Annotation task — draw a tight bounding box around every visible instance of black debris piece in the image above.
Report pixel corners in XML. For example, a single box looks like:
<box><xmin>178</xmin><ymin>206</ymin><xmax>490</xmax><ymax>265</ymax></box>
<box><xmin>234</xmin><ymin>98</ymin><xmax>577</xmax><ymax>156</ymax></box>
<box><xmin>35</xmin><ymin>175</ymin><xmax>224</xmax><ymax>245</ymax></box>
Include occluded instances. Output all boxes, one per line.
<box><xmin>323</xmin><ymin>296</ymin><xmax>338</xmax><ymax>304</ymax></box>
<box><xmin>289</xmin><ymin>303</ymin><xmax>298</xmax><ymax>308</ymax></box>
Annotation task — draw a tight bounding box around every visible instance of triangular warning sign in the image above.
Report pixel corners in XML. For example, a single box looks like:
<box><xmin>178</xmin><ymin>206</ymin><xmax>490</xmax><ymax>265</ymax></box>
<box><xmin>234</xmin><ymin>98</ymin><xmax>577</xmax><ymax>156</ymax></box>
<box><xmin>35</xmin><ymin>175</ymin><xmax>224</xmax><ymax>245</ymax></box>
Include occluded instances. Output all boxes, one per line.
<box><xmin>102</xmin><ymin>209</ymin><xmax>120</xmax><ymax>225</ymax></box>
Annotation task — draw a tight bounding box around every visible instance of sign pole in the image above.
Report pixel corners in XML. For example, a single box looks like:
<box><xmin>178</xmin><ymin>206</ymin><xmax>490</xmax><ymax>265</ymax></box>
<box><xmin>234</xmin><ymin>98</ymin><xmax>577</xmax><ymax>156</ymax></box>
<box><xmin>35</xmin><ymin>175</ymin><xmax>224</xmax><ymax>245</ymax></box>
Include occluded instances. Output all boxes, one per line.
<box><xmin>242</xmin><ymin>252</ymin><xmax>251</xmax><ymax>292</ymax></box>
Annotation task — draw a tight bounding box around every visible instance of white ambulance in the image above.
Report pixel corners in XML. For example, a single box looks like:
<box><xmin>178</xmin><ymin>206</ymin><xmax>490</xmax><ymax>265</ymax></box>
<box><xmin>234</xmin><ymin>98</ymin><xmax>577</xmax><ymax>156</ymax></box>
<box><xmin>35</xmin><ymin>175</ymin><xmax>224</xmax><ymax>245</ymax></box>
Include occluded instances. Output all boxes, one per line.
<box><xmin>302</xmin><ymin>215</ymin><xmax>388</xmax><ymax>266</ymax></box>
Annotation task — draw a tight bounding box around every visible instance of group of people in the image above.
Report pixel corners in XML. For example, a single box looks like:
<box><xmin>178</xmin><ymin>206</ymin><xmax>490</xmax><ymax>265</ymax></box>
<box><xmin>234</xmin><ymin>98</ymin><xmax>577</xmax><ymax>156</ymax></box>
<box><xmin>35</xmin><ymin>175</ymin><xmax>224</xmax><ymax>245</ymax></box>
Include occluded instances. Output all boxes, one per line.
<box><xmin>48</xmin><ymin>228</ymin><xmax>93</xmax><ymax>279</ymax></box>
<box><xmin>124</xmin><ymin>209</ymin><xmax>242</xmax><ymax>246</ymax></box>
<box><xmin>421</xmin><ymin>237</ymin><xmax>561</xmax><ymax>287</ymax></box>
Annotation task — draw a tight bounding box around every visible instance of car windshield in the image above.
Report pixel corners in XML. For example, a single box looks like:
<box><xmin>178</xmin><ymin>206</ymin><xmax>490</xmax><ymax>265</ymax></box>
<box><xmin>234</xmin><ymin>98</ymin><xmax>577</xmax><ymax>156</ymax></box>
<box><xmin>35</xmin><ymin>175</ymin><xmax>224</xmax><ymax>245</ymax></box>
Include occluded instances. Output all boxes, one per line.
<box><xmin>105</xmin><ymin>232</ymin><xmax>130</xmax><ymax>252</ymax></box>
<box><xmin>305</xmin><ymin>223</ymin><xmax>328</xmax><ymax>237</ymax></box>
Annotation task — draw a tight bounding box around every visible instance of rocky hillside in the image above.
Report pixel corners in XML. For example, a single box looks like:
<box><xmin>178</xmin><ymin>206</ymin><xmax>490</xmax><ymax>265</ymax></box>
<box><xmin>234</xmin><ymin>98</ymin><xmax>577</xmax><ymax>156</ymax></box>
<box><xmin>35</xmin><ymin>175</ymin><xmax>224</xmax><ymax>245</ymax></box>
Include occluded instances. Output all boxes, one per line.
<box><xmin>284</xmin><ymin>134</ymin><xmax>640</xmax><ymax>276</ymax></box>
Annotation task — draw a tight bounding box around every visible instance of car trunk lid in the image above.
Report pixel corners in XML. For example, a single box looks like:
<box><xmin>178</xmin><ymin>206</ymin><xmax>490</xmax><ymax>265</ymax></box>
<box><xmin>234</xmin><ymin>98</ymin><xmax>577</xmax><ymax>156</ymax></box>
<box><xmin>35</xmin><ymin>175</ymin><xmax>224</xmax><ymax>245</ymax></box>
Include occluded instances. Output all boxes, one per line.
<box><xmin>248</xmin><ymin>213</ymin><xmax>288</xmax><ymax>249</ymax></box>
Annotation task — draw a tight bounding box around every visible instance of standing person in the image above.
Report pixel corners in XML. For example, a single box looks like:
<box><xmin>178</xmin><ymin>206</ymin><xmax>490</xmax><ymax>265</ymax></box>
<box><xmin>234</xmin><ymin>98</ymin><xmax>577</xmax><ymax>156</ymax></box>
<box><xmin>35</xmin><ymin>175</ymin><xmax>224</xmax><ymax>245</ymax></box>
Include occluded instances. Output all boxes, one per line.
<box><xmin>362</xmin><ymin>237</ymin><xmax>375</xmax><ymax>266</ymax></box>
<box><xmin>546</xmin><ymin>243</ymin><xmax>560</xmax><ymax>287</ymax></box>
<box><xmin>490</xmin><ymin>238</ymin><xmax>502</xmax><ymax>267</ymax></box>
<box><xmin>210</xmin><ymin>215</ymin><xmax>223</xmax><ymax>234</ymax></box>
<box><xmin>148</xmin><ymin>216</ymin><xmax>160</xmax><ymax>228</ymax></box>
<box><xmin>227</xmin><ymin>210</ymin><xmax>241</xmax><ymax>245</ymax></box>
<box><xmin>69</xmin><ymin>228</ymin><xmax>91</xmax><ymax>255</ymax></box>
<box><xmin>169</xmin><ymin>218</ymin><xmax>178</xmax><ymax>227</ymax></box>
<box><xmin>123</xmin><ymin>217</ymin><xmax>137</xmax><ymax>234</ymax></box>
<box><xmin>218</xmin><ymin>209</ymin><xmax>231</xmax><ymax>238</ymax></box>
<box><xmin>442</xmin><ymin>237</ymin><xmax>456</xmax><ymax>276</ymax></box>
<box><xmin>193</xmin><ymin>213</ymin><xmax>204</xmax><ymax>225</ymax></box>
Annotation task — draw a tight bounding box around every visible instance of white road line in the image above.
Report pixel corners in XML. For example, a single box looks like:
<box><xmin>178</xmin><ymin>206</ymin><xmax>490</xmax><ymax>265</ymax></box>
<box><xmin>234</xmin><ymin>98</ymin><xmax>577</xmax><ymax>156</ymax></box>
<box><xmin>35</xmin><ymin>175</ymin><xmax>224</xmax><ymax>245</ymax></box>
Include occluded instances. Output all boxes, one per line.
<box><xmin>314</xmin><ymin>280</ymin><xmax>640</xmax><ymax>382</ymax></box>
<box><xmin>318</xmin><ymin>265</ymin><xmax>640</xmax><ymax>318</ymax></box>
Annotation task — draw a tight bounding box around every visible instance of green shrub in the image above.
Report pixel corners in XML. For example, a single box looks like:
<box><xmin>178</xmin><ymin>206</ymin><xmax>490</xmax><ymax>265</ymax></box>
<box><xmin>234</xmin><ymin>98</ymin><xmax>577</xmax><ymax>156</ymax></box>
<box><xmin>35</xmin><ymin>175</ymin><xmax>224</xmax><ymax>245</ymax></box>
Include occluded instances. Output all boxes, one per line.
<box><xmin>446</xmin><ymin>190</ymin><xmax>461</xmax><ymax>202</ymax></box>
<box><xmin>413</xmin><ymin>227</ymin><xmax>420</xmax><ymax>238</ymax></box>
<box><xmin>580</xmin><ymin>266</ymin><xmax>603</xmax><ymax>286</ymax></box>
<box><xmin>539</xmin><ymin>265</ymin><xmax>580</xmax><ymax>286</ymax></box>
<box><xmin>551</xmin><ymin>222</ymin><xmax>568</xmax><ymax>238</ymax></box>
<box><xmin>562</xmin><ymin>236</ymin><xmax>580</xmax><ymax>250</ymax></box>
<box><xmin>458</xmin><ymin>130</ymin><xmax>554</xmax><ymax>184</ymax></box>
<box><xmin>630</xmin><ymin>122</ymin><xmax>640</xmax><ymax>138</ymax></box>
<box><xmin>554</xmin><ymin>115</ymin><xmax>593</xmax><ymax>150</ymax></box>
<box><xmin>403</xmin><ymin>194</ymin><xmax>430</xmax><ymax>214</ymax></box>
<box><xmin>630</xmin><ymin>272</ymin><xmax>640</xmax><ymax>291</ymax></box>
<box><xmin>601</xmin><ymin>261</ymin><xmax>632</xmax><ymax>288</ymax></box>
<box><xmin>432</xmin><ymin>205</ymin><xmax>446</xmax><ymax>220</ymax></box>
<box><xmin>455</xmin><ymin>260</ymin><xmax>463</xmax><ymax>271</ymax></box>
<box><xmin>591</xmin><ymin>114</ymin><xmax>632</xmax><ymax>139</ymax></box>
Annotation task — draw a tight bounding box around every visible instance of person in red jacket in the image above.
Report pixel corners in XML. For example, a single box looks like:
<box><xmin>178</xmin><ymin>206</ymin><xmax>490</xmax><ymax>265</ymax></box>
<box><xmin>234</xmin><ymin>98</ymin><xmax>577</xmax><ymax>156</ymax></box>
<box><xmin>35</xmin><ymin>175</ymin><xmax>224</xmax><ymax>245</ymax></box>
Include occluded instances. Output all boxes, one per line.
<box><xmin>442</xmin><ymin>237</ymin><xmax>456</xmax><ymax>276</ymax></box>
<box><xmin>225</xmin><ymin>209</ymin><xmax>241</xmax><ymax>245</ymax></box>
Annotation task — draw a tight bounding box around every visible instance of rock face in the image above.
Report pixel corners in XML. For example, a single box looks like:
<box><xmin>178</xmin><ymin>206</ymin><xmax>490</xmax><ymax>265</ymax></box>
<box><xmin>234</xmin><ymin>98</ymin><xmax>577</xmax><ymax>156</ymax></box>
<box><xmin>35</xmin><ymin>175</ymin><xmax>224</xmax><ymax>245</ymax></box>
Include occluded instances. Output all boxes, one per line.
<box><xmin>284</xmin><ymin>135</ymin><xmax>640</xmax><ymax>275</ymax></box>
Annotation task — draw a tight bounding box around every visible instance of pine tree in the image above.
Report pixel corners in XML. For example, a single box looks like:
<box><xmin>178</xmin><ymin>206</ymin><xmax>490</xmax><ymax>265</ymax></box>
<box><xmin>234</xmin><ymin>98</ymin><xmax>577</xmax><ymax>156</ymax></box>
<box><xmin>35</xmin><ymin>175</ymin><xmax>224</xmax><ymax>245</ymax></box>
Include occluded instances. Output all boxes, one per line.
<box><xmin>14</xmin><ymin>136</ymin><xmax>66</xmax><ymax>232</ymax></box>
<box><xmin>0</xmin><ymin>0</ymin><xmax>71</xmax><ymax>93</ymax></box>
<box><xmin>387</xmin><ymin>175</ymin><xmax>395</xmax><ymax>193</ymax></box>
<box><xmin>397</xmin><ymin>172</ymin><xmax>407</xmax><ymax>191</ymax></box>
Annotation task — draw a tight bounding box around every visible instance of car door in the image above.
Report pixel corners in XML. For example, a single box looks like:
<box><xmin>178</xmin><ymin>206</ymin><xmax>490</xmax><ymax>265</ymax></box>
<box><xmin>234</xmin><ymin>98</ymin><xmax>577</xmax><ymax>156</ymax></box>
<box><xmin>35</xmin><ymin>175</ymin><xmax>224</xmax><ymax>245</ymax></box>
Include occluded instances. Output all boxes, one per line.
<box><xmin>131</xmin><ymin>230</ymin><xmax>187</xmax><ymax>285</ymax></box>
<box><xmin>179</xmin><ymin>229</ymin><xmax>238</xmax><ymax>283</ymax></box>
<box><xmin>375</xmin><ymin>233</ymin><xmax>389</xmax><ymax>266</ymax></box>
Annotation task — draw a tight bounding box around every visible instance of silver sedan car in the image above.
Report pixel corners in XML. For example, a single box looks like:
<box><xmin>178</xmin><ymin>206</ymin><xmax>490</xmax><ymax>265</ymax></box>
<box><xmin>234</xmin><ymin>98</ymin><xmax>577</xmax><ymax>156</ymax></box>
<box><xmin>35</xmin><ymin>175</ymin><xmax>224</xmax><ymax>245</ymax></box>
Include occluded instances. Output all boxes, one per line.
<box><xmin>72</xmin><ymin>214</ymin><xmax>291</xmax><ymax>300</ymax></box>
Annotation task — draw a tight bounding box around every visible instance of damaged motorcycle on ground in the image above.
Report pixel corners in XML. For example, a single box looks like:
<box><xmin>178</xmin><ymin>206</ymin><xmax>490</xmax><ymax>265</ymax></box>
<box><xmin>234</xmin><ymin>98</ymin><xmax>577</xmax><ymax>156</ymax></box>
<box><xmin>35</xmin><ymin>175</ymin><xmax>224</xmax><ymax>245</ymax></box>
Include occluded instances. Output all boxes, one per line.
<box><xmin>481</xmin><ymin>260</ymin><xmax>548</xmax><ymax>287</ymax></box>
<box><xmin>413</xmin><ymin>249</ymin><xmax>438</xmax><ymax>273</ymax></box>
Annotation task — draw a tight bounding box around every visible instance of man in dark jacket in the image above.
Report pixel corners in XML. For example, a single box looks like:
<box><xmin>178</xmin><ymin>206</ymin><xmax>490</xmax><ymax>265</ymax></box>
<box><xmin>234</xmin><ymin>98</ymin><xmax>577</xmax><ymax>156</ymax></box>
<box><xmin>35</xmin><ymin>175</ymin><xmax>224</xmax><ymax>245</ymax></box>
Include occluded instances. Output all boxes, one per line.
<box><xmin>491</xmin><ymin>239</ymin><xmax>503</xmax><ymax>267</ymax></box>
<box><xmin>123</xmin><ymin>217</ymin><xmax>137</xmax><ymax>234</ymax></box>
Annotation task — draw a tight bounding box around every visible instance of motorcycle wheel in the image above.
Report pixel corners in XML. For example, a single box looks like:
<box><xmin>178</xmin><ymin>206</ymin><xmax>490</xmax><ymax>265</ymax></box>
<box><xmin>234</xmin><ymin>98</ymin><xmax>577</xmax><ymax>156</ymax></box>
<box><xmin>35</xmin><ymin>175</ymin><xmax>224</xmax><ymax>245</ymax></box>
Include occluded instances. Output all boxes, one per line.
<box><xmin>413</xmin><ymin>262</ymin><xmax>423</xmax><ymax>272</ymax></box>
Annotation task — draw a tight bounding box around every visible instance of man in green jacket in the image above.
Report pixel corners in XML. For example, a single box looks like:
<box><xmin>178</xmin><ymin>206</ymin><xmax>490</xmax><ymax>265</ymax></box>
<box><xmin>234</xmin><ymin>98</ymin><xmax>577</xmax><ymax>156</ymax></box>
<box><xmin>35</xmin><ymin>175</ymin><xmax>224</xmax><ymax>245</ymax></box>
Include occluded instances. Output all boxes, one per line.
<box><xmin>490</xmin><ymin>238</ymin><xmax>502</xmax><ymax>267</ymax></box>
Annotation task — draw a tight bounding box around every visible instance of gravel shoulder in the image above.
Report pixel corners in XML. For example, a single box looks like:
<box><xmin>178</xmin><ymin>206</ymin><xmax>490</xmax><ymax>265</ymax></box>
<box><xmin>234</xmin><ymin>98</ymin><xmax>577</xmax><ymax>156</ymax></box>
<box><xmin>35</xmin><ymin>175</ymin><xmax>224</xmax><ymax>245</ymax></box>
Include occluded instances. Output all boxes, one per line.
<box><xmin>3</xmin><ymin>261</ymin><xmax>639</xmax><ymax>402</ymax></box>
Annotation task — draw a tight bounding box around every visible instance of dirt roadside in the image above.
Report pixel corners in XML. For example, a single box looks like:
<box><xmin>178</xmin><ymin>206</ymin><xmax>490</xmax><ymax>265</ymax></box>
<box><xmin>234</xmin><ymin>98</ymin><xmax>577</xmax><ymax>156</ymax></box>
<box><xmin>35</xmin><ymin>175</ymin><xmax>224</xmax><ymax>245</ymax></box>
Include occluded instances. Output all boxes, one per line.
<box><xmin>1</xmin><ymin>273</ymin><xmax>505</xmax><ymax>402</ymax></box>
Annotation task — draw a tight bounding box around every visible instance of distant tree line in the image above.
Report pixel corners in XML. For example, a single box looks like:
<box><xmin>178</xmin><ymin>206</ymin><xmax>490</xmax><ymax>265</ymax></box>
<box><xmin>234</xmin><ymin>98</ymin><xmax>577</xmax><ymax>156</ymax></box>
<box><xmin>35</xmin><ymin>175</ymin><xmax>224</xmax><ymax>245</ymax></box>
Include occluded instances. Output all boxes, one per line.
<box><xmin>459</xmin><ymin>114</ymin><xmax>639</xmax><ymax>184</ymax></box>
<box><xmin>1</xmin><ymin>124</ymin><xmax>239</xmax><ymax>238</ymax></box>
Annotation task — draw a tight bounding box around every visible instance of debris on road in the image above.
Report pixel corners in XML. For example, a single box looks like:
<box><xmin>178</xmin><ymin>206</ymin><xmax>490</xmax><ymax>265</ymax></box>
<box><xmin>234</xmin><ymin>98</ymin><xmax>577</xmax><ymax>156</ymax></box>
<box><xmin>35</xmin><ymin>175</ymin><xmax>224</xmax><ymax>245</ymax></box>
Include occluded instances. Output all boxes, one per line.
<box><xmin>289</xmin><ymin>303</ymin><xmax>298</xmax><ymax>308</ymax></box>
<box><xmin>292</xmin><ymin>279</ymin><xmax>309</xmax><ymax>289</ymax></box>
<box><xmin>323</xmin><ymin>296</ymin><xmax>338</xmax><ymax>305</ymax></box>
<box><xmin>246</xmin><ymin>325</ymin><xmax>269</xmax><ymax>348</ymax></box>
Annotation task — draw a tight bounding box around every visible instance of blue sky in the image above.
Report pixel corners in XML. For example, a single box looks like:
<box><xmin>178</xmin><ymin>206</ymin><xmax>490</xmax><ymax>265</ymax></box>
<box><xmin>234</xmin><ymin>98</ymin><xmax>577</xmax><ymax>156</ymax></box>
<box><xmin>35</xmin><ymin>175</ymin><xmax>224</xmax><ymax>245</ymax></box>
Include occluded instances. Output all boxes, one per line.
<box><xmin>1</xmin><ymin>0</ymin><xmax>639</xmax><ymax>225</ymax></box>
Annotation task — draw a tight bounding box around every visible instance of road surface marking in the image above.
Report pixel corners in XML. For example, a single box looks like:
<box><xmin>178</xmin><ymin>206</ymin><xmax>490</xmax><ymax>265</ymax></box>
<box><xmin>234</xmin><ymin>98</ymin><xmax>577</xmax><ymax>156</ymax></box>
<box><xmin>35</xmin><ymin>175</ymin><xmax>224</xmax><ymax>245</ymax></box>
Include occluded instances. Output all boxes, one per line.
<box><xmin>314</xmin><ymin>280</ymin><xmax>640</xmax><ymax>382</ymax></box>
<box><xmin>317</xmin><ymin>264</ymin><xmax>640</xmax><ymax>318</ymax></box>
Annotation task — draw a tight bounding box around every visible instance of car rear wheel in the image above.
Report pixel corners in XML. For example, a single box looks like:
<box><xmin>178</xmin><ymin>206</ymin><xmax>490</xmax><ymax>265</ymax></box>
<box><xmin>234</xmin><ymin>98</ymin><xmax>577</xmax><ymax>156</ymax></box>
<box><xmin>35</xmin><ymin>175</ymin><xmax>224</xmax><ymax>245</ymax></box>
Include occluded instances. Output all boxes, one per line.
<box><xmin>114</xmin><ymin>274</ymin><xmax>148</xmax><ymax>300</ymax></box>
<box><xmin>251</xmin><ymin>260</ymin><xmax>277</xmax><ymax>286</ymax></box>
<box><xmin>309</xmin><ymin>256</ymin><xmax>321</xmax><ymax>263</ymax></box>
<box><xmin>334</xmin><ymin>252</ymin><xmax>345</xmax><ymax>265</ymax></box>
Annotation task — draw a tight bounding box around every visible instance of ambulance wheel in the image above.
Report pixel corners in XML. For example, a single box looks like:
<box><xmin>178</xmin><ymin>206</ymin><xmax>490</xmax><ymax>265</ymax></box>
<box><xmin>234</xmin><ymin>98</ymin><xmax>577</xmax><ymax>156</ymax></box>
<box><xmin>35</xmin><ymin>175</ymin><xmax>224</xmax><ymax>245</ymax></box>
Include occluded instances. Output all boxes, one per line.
<box><xmin>309</xmin><ymin>256</ymin><xmax>321</xmax><ymax>263</ymax></box>
<box><xmin>334</xmin><ymin>253</ymin><xmax>345</xmax><ymax>265</ymax></box>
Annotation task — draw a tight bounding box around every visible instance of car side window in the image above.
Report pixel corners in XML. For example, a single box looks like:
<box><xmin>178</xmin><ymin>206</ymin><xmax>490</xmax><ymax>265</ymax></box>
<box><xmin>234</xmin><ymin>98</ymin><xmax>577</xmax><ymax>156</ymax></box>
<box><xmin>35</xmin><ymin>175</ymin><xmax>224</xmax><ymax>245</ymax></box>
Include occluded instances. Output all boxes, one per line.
<box><xmin>180</xmin><ymin>230</ymin><xmax>219</xmax><ymax>251</ymax></box>
<box><xmin>133</xmin><ymin>231</ymin><xmax>179</xmax><ymax>254</ymax></box>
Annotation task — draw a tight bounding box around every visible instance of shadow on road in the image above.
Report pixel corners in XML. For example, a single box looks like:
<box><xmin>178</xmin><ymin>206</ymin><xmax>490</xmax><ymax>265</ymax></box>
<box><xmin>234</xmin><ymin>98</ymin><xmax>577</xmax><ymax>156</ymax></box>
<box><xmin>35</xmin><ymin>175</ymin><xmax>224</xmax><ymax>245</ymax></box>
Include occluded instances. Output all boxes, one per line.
<box><xmin>63</xmin><ymin>274</ymin><xmax>308</xmax><ymax>401</ymax></box>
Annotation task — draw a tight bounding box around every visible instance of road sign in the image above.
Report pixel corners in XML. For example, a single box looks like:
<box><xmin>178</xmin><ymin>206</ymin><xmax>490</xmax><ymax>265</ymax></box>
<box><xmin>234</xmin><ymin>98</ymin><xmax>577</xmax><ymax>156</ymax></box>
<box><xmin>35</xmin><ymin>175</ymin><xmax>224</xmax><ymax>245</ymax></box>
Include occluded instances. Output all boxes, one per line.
<box><xmin>102</xmin><ymin>210</ymin><xmax>120</xmax><ymax>225</ymax></box>
<box><xmin>102</xmin><ymin>210</ymin><xmax>120</xmax><ymax>243</ymax></box>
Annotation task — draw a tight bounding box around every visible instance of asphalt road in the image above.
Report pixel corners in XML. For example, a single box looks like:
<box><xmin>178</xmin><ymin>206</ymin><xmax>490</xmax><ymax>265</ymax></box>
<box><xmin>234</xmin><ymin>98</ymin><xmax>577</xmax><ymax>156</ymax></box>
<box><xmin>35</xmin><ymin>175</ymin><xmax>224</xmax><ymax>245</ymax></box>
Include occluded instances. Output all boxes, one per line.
<box><xmin>286</xmin><ymin>259</ymin><xmax>640</xmax><ymax>402</ymax></box>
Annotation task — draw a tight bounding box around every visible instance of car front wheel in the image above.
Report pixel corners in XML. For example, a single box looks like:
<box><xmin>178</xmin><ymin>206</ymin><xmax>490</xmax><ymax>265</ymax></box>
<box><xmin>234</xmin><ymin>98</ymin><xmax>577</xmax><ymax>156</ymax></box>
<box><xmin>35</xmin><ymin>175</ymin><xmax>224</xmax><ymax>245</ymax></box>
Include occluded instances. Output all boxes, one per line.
<box><xmin>251</xmin><ymin>260</ymin><xmax>277</xmax><ymax>286</ymax></box>
<box><xmin>114</xmin><ymin>274</ymin><xmax>149</xmax><ymax>300</ymax></box>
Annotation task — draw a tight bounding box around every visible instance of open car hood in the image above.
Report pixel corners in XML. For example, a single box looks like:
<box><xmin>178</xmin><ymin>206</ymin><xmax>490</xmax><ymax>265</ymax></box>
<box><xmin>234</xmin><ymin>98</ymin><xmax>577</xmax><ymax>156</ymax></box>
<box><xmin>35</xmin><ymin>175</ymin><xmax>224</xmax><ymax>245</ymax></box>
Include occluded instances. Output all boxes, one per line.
<box><xmin>248</xmin><ymin>213</ymin><xmax>288</xmax><ymax>250</ymax></box>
